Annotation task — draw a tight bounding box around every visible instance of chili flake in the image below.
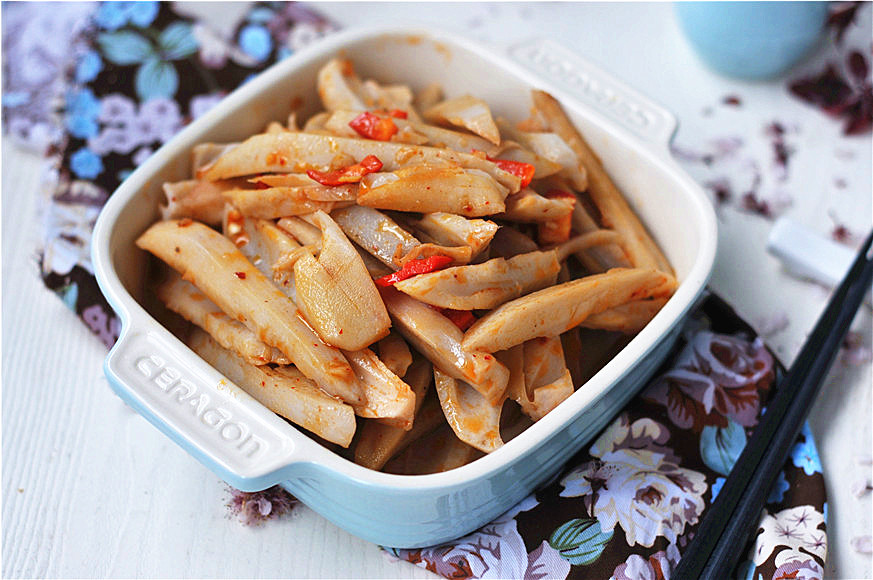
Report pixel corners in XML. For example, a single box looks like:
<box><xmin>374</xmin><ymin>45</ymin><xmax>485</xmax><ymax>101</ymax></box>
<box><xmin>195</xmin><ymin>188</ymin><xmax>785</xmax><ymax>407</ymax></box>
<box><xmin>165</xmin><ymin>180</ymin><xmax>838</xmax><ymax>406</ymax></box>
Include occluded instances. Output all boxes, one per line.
<box><xmin>307</xmin><ymin>155</ymin><xmax>383</xmax><ymax>186</ymax></box>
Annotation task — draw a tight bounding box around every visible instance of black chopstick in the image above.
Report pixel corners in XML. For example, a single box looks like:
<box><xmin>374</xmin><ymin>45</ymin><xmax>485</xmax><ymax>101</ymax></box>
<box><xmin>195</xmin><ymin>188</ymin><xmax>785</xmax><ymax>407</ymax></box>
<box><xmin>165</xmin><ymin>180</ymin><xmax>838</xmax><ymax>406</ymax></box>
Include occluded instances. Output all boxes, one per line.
<box><xmin>674</xmin><ymin>229</ymin><xmax>873</xmax><ymax>580</ymax></box>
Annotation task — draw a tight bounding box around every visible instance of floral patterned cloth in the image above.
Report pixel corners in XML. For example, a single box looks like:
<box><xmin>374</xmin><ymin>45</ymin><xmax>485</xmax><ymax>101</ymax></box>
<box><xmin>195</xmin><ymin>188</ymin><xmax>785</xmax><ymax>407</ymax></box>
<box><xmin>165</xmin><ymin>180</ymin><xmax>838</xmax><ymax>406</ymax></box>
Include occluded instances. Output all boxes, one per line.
<box><xmin>1</xmin><ymin>1</ymin><xmax>336</xmax><ymax>347</ymax></box>
<box><xmin>2</xmin><ymin>3</ymin><xmax>828</xmax><ymax>579</ymax></box>
<box><xmin>389</xmin><ymin>295</ymin><xmax>828</xmax><ymax>579</ymax></box>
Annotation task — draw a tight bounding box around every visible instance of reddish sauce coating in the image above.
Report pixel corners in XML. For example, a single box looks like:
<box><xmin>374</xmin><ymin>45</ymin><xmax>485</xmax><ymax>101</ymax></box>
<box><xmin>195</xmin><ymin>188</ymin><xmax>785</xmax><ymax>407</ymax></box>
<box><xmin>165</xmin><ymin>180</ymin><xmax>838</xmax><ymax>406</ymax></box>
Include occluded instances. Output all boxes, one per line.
<box><xmin>307</xmin><ymin>155</ymin><xmax>383</xmax><ymax>186</ymax></box>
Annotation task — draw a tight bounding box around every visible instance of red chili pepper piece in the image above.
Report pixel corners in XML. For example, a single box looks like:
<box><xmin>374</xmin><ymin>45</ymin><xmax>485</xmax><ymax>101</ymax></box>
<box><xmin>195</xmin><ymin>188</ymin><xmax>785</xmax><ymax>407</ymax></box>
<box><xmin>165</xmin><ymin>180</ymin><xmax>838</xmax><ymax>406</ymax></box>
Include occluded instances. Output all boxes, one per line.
<box><xmin>306</xmin><ymin>155</ymin><xmax>383</xmax><ymax>186</ymax></box>
<box><xmin>489</xmin><ymin>158</ymin><xmax>535</xmax><ymax>188</ymax></box>
<box><xmin>349</xmin><ymin>111</ymin><xmax>398</xmax><ymax>141</ymax></box>
<box><xmin>440</xmin><ymin>308</ymin><xmax>476</xmax><ymax>331</ymax></box>
<box><xmin>375</xmin><ymin>255</ymin><xmax>454</xmax><ymax>287</ymax></box>
<box><xmin>388</xmin><ymin>109</ymin><xmax>408</xmax><ymax>119</ymax></box>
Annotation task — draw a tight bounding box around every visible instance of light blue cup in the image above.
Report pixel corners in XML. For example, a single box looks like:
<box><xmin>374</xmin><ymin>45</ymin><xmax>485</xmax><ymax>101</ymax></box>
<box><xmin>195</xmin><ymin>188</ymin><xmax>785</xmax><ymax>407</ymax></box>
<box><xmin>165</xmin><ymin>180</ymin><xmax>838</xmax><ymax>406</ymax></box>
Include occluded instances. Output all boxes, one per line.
<box><xmin>676</xmin><ymin>1</ymin><xmax>830</xmax><ymax>80</ymax></box>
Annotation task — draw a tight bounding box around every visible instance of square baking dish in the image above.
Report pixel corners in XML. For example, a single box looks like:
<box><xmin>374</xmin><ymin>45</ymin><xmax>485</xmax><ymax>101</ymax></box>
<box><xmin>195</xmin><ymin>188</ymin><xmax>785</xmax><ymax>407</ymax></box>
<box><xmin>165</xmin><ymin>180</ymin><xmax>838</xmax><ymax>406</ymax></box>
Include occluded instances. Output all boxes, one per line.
<box><xmin>92</xmin><ymin>26</ymin><xmax>717</xmax><ymax>549</ymax></box>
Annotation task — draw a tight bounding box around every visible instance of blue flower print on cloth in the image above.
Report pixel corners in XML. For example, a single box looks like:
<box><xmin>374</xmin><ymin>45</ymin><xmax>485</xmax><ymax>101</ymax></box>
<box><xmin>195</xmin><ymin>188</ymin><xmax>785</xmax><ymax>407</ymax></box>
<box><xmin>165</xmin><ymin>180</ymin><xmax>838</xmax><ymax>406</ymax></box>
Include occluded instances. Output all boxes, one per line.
<box><xmin>768</xmin><ymin>470</ymin><xmax>791</xmax><ymax>504</ymax></box>
<box><xmin>95</xmin><ymin>1</ymin><xmax>159</xmax><ymax>31</ymax></box>
<box><xmin>70</xmin><ymin>147</ymin><xmax>104</xmax><ymax>179</ymax></box>
<box><xmin>791</xmin><ymin>424</ymin><xmax>823</xmax><ymax>475</ymax></box>
<box><xmin>96</xmin><ymin>19</ymin><xmax>198</xmax><ymax>100</ymax></box>
<box><xmin>238</xmin><ymin>24</ymin><xmax>273</xmax><ymax>62</ymax></box>
<box><xmin>710</xmin><ymin>476</ymin><xmax>726</xmax><ymax>502</ymax></box>
<box><xmin>1</xmin><ymin>2</ymin><xmax>96</xmax><ymax>151</ymax></box>
<box><xmin>75</xmin><ymin>50</ymin><xmax>104</xmax><ymax>84</ymax></box>
<box><xmin>699</xmin><ymin>418</ymin><xmax>747</xmax><ymax>476</ymax></box>
<box><xmin>65</xmin><ymin>88</ymin><xmax>101</xmax><ymax>139</ymax></box>
<box><xmin>27</xmin><ymin>1</ymin><xmax>336</xmax><ymax>349</ymax></box>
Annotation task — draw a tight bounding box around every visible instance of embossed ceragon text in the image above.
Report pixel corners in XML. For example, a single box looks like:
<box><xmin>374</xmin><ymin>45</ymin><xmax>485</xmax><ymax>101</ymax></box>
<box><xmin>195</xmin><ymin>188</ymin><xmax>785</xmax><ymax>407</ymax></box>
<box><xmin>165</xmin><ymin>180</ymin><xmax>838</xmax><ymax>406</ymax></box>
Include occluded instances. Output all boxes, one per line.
<box><xmin>135</xmin><ymin>354</ymin><xmax>266</xmax><ymax>459</ymax></box>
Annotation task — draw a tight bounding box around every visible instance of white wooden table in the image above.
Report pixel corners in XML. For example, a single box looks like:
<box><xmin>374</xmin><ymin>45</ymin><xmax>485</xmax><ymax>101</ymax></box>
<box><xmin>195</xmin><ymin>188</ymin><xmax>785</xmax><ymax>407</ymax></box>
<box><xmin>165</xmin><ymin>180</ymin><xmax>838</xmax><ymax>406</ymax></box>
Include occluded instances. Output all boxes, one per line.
<box><xmin>3</xmin><ymin>3</ymin><xmax>871</xmax><ymax>578</ymax></box>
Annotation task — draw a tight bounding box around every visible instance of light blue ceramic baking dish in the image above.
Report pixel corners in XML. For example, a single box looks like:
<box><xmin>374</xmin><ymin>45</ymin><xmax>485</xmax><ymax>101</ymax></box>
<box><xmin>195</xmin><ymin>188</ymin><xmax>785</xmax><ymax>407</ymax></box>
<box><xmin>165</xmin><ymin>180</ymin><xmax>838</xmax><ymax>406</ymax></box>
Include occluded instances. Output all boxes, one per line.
<box><xmin>92</xmin><ymin>26</ymin><xmax>717</xmax><ymax>549</ymax></box>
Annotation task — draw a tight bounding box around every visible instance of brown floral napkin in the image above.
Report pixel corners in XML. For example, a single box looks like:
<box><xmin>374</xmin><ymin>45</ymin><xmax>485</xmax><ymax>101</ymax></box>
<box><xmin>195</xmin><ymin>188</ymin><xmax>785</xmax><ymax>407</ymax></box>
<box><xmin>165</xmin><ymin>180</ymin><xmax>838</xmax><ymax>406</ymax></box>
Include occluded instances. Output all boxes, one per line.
<box><xmin>2</xmin><ymin>3</ymin><xmax>833</xmax><ymax>578</ymax></box>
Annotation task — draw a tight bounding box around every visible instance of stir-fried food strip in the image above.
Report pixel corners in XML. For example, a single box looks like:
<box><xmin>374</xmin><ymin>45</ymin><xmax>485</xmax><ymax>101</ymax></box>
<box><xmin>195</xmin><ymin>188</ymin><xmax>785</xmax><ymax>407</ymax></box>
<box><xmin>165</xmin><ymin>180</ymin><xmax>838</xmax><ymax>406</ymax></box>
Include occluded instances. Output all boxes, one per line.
<box><xmin>424</xmin><ymin>94</ymin><xmax>501</xmax><ymax>145</ymax></box>
<box><xmin>518</xmin><ymin>371</ymin><xmax>574</xmax><ymax>421</ymax></box>
<box><xmin>491</xmin><ymin>143</ymin><xmax>563</xmax><ymax>181</ymax></box>
<box><xmin>501</xmin><ymin>188</ymin><xmax>575</xmax><ymax>223</ymax></box>
<box><xmin>278</xmin><ymin>214</ymin><xmax>396</xmax><ymax>279</ymax></box>
<box><xmin>433</xmin><ymin>368</ymin><xmax>503</xmax><ymax>453</ymax></box>
<box><xmin>522</xmin><ymin>336</ymin><xmax>568</xmax><ymax>393</ymax></box>
<box><xmin>157</xmin><ymin>273</ymin><xmax>290</xmax><ymax>366</ymax></box>
<box><xmin>490</xmin><ymin>226</ymin><xmax>539</xmax><ymax>258</ymax></box>
<box><xmin>463</xmin><ymin>267</ymin><xmax>676</xmax><ymax>353</ymax></box>
<box><xmin>377</xmin><ymin>332</ymin><xmax>413</xmax><ymax>378</ymax></box>
<box><xmin>248</xmin><ymin>174</ymin><xmax>357</xmax><ymax>201</ymax></box>
<box><xmin>224</xmin><ymin>211</ymin><xmax>413</xmax><ymax>425</ymax></box>
<box><xmin>552</xmin><ymin>229</ymin><xmax>625</xmax><ymax>262</ymax></box>
<box><xmin>393</xmin><ymin>250</ymin><xmax>560</xmax><ymax>310</ymax></box>
<box><xmin>318</xmin><ymin>58</ymin><xmax>419</xmax><ymax>118</ymax></box>
<box><xmin>567</xmin><ymin>202</ymin><xmax>630</xmax><ymax>272</ymax></box>
<box><xmin>201</xmin><ymin>132</ymin><xmax>521</xmax><ymax>192</ymax></box>
<box><xmin>188</xmin><ymin>329</ymin><xmax>356</xmax><ymax>447</ymax></box>
<box><xmin>354</xmin><ymin>357</ymin><xmax>435</xmax><ymax>470</ymax></box>
<box><xmin>293</xmin><ymin>211</ymin><xmax>391</xmax><ymax>350</ymax></box>
<box><xmin>358</xmin><ymin>391</ymin><xmax>446</xmax><ymax>471</ymax></box>
<box><xmin>327</xmin><ymin>206</ymin><xmax>472</xmax><ymax>270</ymax></box>
<box><xmin>384</xmin><ymin>422</ymin><xmax>482</xmax><ymax>475</ymax></box>
<box><xmin>497</xmin><ymin>119</ymin><xmax>588</xmax><ymax>192</ymax></box>
<box><xmin>395</xmin><ymin>243</ymin><xmax>471</xmax><ymax>269</ymax></box>
<box><xmin>223</xmin><ymin>211</ymin><xmax>302</xmax><ymax>287</ymax></box>
<box><xmin>324</xmin><ymin>109</ymin><xmax>502</xmax><ymax>155</ymax></box>
<box><xmin>317</xmin><ymin>58</ymin><xmax>368</xmax><ymax>112</ymax></box>
<box><xmin>330</xmin><ymin>205</ymin><xmax>418</xmax><ymax>268</ymax></box>
<box><xmin>357</xmin><ymin>165</ymin><xmax>508</xmax><ymax>217</ymax></box>
<box><xmin>380</xmin><ymin>286</ymin><xmax>509</xmax><ymax>404</ymax></box>
<box><xmin>224</xmin><ymin>187</ymin><xmax>349</xmax><ymax>219</ymax></box>
<box><xmin>415</xmin><ymin>82</ymin><xmax>443</xmax><ymax>113</ymax></box>
<box><xmin>277</xmin><ymin>216</ymin><xmax>322</xmax><ymax>246</ymax></box>
<box><xmin>514</xmin><ymin>336</ymin><xmax>575</xmax><ymax>420</ymax></box>
<box><xmin>534</xmin><ymin>190</ymin><xmax>576</xmax><ymax>245</ymax></box>
<box><xmin>580</xmin><ymin>297</ymin><xmax>669</xmax><ymax>333</ymax></box>
<box><xmin>531</xmin><ymin>90</ymin><xmax>672</xmax><ymax>274</ymax></box>
<box><xmin>410</xmin><ymin>212</ymin><xmax>498</xmax><ymax>259</ymax></box>
<box><xmin>137</xmin><ymin>220</ymin><xmax>364</xmax><ymax>404</ymax></box>
<box><xmin>192</xmin><ymin>143</ymin><xmax>237</xmax><ymax>176</ymax></box>
<box><xmin>160</xmin><ymin>179</ymin><xmax>238</xmax><ymax>226</ymax></box>
<box><xmin>343</xmin><ymin>348</ymin><xmax>415</xmax><ymax>429</ymax></box>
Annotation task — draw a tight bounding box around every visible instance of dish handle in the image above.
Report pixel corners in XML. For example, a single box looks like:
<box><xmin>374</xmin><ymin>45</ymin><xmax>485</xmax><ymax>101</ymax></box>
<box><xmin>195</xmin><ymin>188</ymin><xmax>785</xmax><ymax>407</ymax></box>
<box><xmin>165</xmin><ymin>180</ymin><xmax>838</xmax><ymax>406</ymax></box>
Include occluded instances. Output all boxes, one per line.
<box><xmin>507</xmin><ymin>38</ymin><xmax>677</xmax><ymax>155</ymax></box>
<box><xmin>104</xmin><ymin>322</ymin><xmax>303</xmax><ymax>491</ymax></box>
